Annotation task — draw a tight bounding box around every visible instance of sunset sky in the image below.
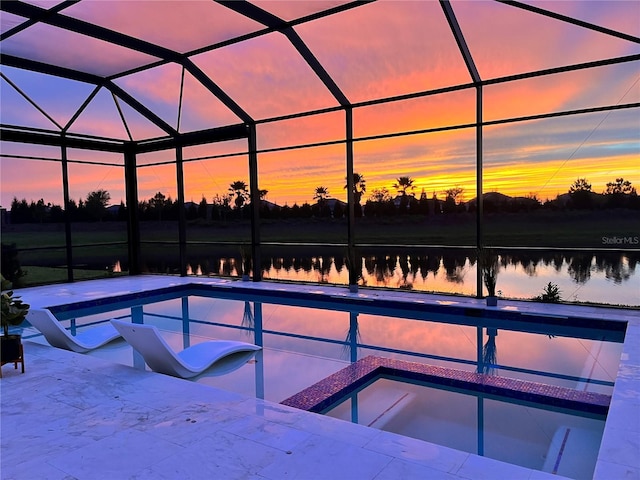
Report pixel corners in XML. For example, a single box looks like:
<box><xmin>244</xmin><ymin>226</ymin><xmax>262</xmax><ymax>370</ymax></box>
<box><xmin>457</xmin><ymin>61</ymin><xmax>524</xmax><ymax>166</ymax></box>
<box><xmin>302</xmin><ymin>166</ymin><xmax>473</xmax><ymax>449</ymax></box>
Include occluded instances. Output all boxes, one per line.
<box><xmin>1</xmin><ymin>0</ymin><xmax>638</xmax><ymax>209</ymax></box>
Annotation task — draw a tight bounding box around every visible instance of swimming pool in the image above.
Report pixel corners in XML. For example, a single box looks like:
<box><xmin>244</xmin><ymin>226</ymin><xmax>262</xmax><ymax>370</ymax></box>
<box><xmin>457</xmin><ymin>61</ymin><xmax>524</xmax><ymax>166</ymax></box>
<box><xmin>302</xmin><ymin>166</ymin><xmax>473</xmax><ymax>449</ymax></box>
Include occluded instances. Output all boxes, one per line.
<box><xmin>23</xmin><ymin>283</ymin><xmax>625</xmax><ymax>480</ymax></box>
<box><xmin>281</xmin><ymin>355</ymin><xmax>610</xmax><ymax>479</ymax></box>
<box><xmin>329</xmin><ymin>375</ymin><xmax>605</xmax><ymax>479</ymax></box>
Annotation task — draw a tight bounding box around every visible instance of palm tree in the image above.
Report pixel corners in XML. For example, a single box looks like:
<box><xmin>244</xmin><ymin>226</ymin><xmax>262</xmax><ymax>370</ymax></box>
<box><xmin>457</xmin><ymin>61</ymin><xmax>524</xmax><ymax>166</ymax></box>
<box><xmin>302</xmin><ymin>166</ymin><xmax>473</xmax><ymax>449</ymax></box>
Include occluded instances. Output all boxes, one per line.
<box><xmin>229</xmin><ymin>180</ymin><xmax>249</xmax><ymax>209</ymax></box>
<box><xmin>393</xmin><ymin>176</ymin><xmax>415</xmax><ymax>197</ymax></box>
<box><xmin>313</xmin><ymin>186</ymin><xmax>330</xmax><ymax>204</ymax></box>
<box><xmin>313</xmin><ymin>186</ymin><xmax>330</xmax><ymax>218</ymax></box>
<box><xmin>344</xmin><ymin>172</ymin><xmax>366</xmax><ymax>208</ymax></box>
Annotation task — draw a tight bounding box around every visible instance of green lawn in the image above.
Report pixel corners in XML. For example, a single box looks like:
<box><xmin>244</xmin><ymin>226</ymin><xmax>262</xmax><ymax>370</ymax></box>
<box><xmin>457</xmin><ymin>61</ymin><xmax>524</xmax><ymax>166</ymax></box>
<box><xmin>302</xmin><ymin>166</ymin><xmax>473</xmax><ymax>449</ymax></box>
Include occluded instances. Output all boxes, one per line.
<box><xmin>3</xmin><ymin>209</ymin><xmax>638</xmax><ymax>249</ymax></box>
<box><xmin>16</xmin><ymin>265</ymin><xmax>127</xmax><ymax>285</ymax></box>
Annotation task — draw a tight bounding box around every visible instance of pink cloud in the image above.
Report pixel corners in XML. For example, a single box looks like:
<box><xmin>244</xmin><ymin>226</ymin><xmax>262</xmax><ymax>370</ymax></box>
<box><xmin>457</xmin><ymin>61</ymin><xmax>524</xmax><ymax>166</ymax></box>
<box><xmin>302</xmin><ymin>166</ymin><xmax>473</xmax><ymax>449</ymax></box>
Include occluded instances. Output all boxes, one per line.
<box><xmin>295</xmin><ymin>1</ymin><xmax>473</xmax><ymax>102</ymax></box>
<box><xmin>253</xmin><ymin>1</ymin><xmax>347</xmax><ymax>22</ymax></box>
<box><xmin>192</xmin><ymin>32</ymin><xmax>339</xmax><ymax>120</ymax></box>
<box><xmin>0</xmin><ymin>157</ymin><xmax>63</xmax><ymax>207</ymax></box>
<box><xmin>1</xmin><ymin>23</ymin><xmax>157</xmax><ymax>77</ymax></box>
<box><xmin>63</xmin><ymin>0</ymin><xmax>263</xmax><ymax>53</ymax></box>
<box><xmin>257</xmin><ymin>110</ymin><xmax>345</xmax><ymax>150</ymax></box>
<box><xmin>66</xmin><ymin>163</ymin><xmax>126</xmax><ymax>205</ymax></box>
<box><xmin>451</xmin><ymin>0</ymin><xmax>639</xmax><ymax>79</ymax></box>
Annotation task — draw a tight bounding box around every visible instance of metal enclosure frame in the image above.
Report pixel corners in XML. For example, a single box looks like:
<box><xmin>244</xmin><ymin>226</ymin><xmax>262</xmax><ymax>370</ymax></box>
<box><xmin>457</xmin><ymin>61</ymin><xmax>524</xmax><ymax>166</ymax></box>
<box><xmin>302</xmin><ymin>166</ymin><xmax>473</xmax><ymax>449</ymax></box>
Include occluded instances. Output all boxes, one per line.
<box><xmin>1</xmin><ymin>0</ymin><xmax>638</xmax><ymax>295</ymax></box>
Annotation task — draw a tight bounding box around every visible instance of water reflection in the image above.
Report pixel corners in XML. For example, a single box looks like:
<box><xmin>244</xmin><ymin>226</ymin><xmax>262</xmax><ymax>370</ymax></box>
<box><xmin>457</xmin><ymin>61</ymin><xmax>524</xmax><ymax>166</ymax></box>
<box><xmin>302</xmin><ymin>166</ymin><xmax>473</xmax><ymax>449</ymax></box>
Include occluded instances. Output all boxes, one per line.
<box><xmin>239</xmin><ymin>300</ymin><xmax>619</xmax><ymax>395</ymax></box>
<box><xmin>68</xmin><ymin>292</ymin><xmax>622</xmax><ymax>402</ymax></box>
<box><xmin>134</xmin><ymin>250</ymin><xmax>639</xmax><ymax>305</ymax></box>
<box><xmin>478</xmin><ymin>327</ymin><xmax>498</xmax><ymax>375</ymax></box>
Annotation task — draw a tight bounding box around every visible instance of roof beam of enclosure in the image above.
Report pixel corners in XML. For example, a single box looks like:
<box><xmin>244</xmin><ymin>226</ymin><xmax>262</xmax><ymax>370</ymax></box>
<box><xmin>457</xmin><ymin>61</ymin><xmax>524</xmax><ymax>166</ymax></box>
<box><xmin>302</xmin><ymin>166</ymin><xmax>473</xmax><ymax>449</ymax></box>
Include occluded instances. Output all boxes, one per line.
<box><xmin>440</xmin><ymin>0</ymin><xmax>483</xmax><ymax>298</ymax></box>
<box><xmin>0</xmin><ymin>52</ymin><xmax>103</xmax><ymax>85</ymax></box>
<box><xmin>0</xmin><ymin>0</ymin><xmax>75</xmax><ymax>41</ymax></box>
<box><xmin>133</xmin><ymin>123</ymin><xmax>250</xmax><ymax>154</ymax></box>
<box><xmin>218</xmin><ymin>0</ymin><xmax>350</xmax><ymax>107</ymax></box>
<box><xmin>105</xmin><ymin>81</ymin><xmax>177</xmax><ymax>135</ymax></box>
<box><xmin>181</xmin><ymin>59</ymin><xmax>252</xmax><ymax>124</ymax></box>
<box><xmin>177</xmin><ymin>1</ymin><xmax>370</xmax><ymax>63</ymax></box>
<box><xmin>1</xmin><ymin>71</ymin><xmax>62</xmax><ymax>130</ymax></box>
<box><xmin>0</xmin><ymin>120</ymin><xmax>249</xmax><ymax>154</ymax></box>
<box><xmin>440</xmin><ymin>1</ymin><xmax>481</xmax><ymax>84</ymax></box>
<box><xmin>0</xmin><ymin>1</ymin><xmax>253</xmax><ymax>126</ymax></box>
<box><xmin>498</xmin><ymin>0</ymin><xmax>640</xmax><ymax>44</ymax></box>
<box><xmin>0</xmin><ymin>54</ymin><xmax>177</xmax><ymax>136</ymax></box>
<box><xmin>256</xmin><ymin>52</ymin><xmax>640</xmax><ymax>122</ymax></box>
<box><xmin>484</xmin><ymin>54</ymin><xmax>640</xmax><ymax>86</ymax></box>
<box><xmin>0</xmin><ymin>1</ymin><xmax>181</xmax><ymax>60</ymax></box>
<box><xmin>0</xmin><ymin>126</ymin><xmax>126</xmax><ymax>153</ymax></box>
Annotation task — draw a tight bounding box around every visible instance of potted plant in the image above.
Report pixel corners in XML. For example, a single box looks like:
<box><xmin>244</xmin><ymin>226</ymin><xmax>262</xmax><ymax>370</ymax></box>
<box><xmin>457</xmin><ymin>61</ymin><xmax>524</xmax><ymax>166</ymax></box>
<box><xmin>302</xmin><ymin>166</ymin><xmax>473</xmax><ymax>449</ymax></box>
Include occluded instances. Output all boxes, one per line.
<box><xmin>479</xmin><ymin>248</ymin><xmax>499</xmax><ymax>306</ymax></box>
<box><xmin>1</xmin><ymin>276</ymin><xmax>30</xmax><ymax>374</ymax></box>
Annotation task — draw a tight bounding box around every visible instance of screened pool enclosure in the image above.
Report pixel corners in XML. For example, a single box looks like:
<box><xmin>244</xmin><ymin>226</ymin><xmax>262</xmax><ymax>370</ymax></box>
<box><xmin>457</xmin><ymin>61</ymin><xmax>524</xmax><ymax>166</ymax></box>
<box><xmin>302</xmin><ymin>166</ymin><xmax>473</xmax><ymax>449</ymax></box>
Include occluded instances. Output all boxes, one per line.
<box><xmin>1</xmin><ymin>1</ymin><xmax>638</xmax><ymax>303</ymax></box>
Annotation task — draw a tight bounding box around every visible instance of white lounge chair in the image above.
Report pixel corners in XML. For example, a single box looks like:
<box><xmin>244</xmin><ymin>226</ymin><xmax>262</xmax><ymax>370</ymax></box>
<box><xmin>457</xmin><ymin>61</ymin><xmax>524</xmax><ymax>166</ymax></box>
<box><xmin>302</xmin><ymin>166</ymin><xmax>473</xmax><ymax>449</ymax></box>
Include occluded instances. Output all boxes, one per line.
<box><xmin>26</xmin><ymin>308</ymin><xmax>122</xmax><ymax>353</ymax></box>
<box><xmin>110</xmin><ymin>319</ymin><xmax>261</xmax><ymax>379</ymax></box>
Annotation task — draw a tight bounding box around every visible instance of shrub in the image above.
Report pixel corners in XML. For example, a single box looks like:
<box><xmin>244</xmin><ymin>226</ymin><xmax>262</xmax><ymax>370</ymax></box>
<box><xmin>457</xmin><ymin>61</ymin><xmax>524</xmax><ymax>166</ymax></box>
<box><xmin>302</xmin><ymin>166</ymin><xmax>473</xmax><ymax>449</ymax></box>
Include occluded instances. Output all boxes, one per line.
<box><xmin>1</xmin><ymin>243</ymin><xmax>26</xmax><ymax>287</ymax></box>
<box><xmin>535</xmin><ymin>282</ymin><xmax>561</xmax><ymax>303</ymax></box>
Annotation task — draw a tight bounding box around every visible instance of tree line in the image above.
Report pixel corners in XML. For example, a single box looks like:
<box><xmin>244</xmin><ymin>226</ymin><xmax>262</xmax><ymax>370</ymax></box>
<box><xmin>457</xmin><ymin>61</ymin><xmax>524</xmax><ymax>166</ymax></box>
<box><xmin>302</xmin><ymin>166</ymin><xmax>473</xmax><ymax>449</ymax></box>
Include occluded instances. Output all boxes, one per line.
<box><xmin>5</xmin><ymin>175</ymin><xmax>638</xmax><ymax>224</ymax></box>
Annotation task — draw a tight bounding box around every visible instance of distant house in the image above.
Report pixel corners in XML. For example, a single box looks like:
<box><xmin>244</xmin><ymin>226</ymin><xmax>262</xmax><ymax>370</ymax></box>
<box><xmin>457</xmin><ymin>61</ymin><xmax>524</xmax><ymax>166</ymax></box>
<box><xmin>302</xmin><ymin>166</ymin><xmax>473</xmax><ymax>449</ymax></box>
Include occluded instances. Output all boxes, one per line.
<box><xmin>260</xmin><ymin>199</ymin><xmax>282</xmax><ymax>212</ymax></box>
<box><xmin>465</xmin><ymin>192</ymin><xmax>541</xmax><ymax>212</ymax></box>
<box><xmin>325</xmin><ymin>198</ymin><xmax>346</xmax><ymax>212</ymax></box>
<box><xmin>393</xmin><ymin>194</ymin><xmax>417</xmax><ymax>209</ymax></box>
<box><xmin>106</xmin><ymin>204</ymin><xmax>121</xmax><ymax>216</ymax></box>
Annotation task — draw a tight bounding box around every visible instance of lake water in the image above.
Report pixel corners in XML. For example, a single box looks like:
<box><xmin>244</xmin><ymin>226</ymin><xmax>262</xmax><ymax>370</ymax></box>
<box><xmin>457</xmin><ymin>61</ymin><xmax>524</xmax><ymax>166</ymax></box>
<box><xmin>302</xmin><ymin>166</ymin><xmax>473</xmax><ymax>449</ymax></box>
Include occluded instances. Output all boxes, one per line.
<box><xmin>165</xmin><ymin>250</ymin><xmax>639</xmax><ymax>306</ymax></box>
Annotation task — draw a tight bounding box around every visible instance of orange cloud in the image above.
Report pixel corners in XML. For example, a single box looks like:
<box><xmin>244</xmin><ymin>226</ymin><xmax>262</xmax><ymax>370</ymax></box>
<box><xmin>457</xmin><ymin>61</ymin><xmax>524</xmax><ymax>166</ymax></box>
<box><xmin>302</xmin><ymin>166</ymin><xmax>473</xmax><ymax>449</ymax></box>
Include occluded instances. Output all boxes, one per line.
<box><xmin>354</xmin><ymin>89</ymin><xmax>476</xmax><ymax>139</ymax></box>
<box><xmin>137</xmin><ymin>163</ymin><xmax>178</xmax><ymax>202</ymax></box>
<box><xmin>258</xmin><ymin>144</ymin><xmax>347</xmax><ymax>205</ymax></box>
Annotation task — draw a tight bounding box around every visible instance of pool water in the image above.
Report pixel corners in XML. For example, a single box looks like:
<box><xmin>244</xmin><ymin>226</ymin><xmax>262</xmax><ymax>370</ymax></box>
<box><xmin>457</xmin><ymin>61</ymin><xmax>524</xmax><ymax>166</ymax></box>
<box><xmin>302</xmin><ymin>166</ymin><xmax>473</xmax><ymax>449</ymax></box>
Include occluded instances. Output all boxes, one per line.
<box><xmin>23</xmin><ymin>287</ymin><xmax>624</xmax><ymax>480</ymax></box>
<box><xmin>325</xmin><ymin>377</ymin><xmax>604</xmax><ymax>480</ymax></box>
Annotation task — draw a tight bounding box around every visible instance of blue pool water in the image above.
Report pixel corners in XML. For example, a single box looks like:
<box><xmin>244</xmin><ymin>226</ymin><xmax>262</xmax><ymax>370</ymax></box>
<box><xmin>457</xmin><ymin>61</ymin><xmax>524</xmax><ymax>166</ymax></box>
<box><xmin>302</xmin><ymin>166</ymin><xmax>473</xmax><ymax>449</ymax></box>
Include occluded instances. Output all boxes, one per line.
<box><xmin>24</xmin><ymin>285</ymin><xmax>625</xmax><ymax>480</ymax></box>
<box><xmin>325</xmin><ymin>376</ymin><xmax>606</xmax><ymax>479</ymax></box>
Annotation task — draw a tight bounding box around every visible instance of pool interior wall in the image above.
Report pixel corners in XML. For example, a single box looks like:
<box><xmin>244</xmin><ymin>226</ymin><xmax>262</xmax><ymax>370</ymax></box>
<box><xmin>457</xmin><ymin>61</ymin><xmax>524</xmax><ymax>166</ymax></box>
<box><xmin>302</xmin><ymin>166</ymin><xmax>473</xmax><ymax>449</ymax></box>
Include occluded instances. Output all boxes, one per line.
<box><xmin>281</xmin><ymin>356</ymin><xmax>611</xmax><ymax>479</ymax></box>
<box><xmin>6</xmin><ymin>275</ymin><xmax>640</xmax><ymax>480</ymax></box>
<box><xmin>324</xmin><ymin>377</ymin><xmax>605</xmax><ymax>479</ymax></box>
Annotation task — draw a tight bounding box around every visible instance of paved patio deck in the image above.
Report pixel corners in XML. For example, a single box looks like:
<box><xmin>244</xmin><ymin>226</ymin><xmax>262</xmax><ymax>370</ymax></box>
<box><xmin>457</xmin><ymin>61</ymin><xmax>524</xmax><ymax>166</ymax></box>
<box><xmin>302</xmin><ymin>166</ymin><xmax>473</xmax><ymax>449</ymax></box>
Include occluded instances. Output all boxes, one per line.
<box><xmin>2</xmin><ymin>276</ymin><xmax>638</xmax><ymax>479</ymax></box>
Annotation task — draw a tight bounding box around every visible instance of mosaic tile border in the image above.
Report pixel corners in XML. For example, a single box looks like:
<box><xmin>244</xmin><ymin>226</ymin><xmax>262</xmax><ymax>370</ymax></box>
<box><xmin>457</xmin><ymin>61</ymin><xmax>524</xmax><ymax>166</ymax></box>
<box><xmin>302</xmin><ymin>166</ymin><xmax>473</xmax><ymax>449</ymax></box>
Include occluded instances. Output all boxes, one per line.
<box><xmin>281</xmin><ymin>356</ymin><xmax>611</xmax><ymax>416</ymax></box>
